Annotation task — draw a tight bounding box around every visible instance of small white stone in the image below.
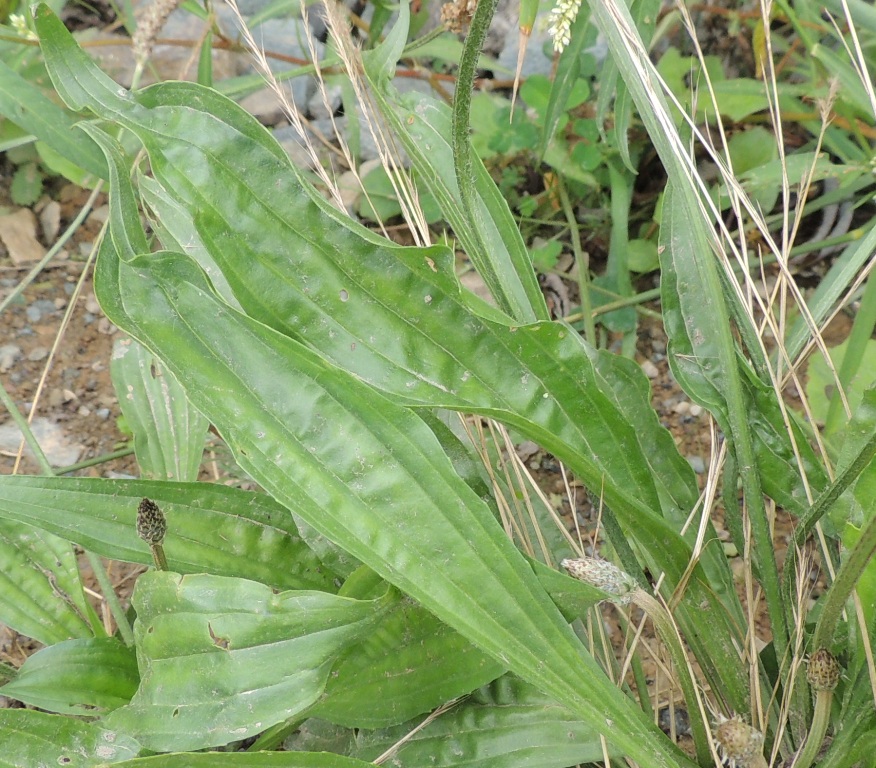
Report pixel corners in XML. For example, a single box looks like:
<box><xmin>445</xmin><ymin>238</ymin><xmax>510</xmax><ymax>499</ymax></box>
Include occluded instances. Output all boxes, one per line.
<box><xmin>641</xmin><ymin>360</ymin><xmax>659</xmax><ymax>379</ymax></box>
<box><xmin>689</xmin><ymin>403</ymin><xmax>703</xmax><ymax>417</ymax></box>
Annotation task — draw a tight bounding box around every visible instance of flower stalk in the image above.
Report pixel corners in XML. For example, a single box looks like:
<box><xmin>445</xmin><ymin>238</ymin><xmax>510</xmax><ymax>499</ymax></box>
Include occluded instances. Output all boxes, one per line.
<box><xmin>561</xmin><ymin>557</ymin><xmax>713</xmax><ymax>765</ymax></box>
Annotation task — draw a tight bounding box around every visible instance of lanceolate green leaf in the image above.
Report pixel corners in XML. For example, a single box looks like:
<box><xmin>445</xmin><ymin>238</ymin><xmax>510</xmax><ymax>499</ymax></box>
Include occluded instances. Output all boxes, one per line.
<box><xmin>88</xmin><ymin>80</ymin><xmax>743</xmax><ymax>703</ymax></box>
<box><xmin>84</xmin><ymin>165</ymin><xmax>693</xmax><ymax>767</ymax></box>
<box><xmin>0</xmin><ymin>638</ymin><xmax>137</xmax><ymax>715</ymax></box>
<box><xmin>0</xmin><ymin>521</ymin><xmax>92</xmax><ymax>645</ymax></box>
<box><xmin>0</xmin><ymin>710</ymin><xmax>141</xmax><ymax>767</ymax></box>
<box><xmin>35</xmin><ymin>32</ymin><xmax>683</xmax><ymax>546</ymax></box>
<box><xmin>354</xmin><ymin>676</ymin><xmax>611</xmax><ymax>768</ymax></box>
<box><xmin>110</xmin><ymin>336</ymin><xmax>209</xmax><ymax>481</ymax></box>
<box><xmin>589</xmin><ymin>0</ymin><xmax>792</xmax><ymax>661</ymax></box>
<box><xmin>36</xmin><ymin>5</ymin><xmax>746</xmax><ymax>720</ymax></box>
<box><xmin>362</xmin><ymin>82</ymin><xmax>547</xmax><ymax>323</ymax></box>
<box><xmin>108</xmin><ymin>754</ymin><xmax>373</xmax><ymax>767</ymax></box>
<box><xmin>313</xmin><ymin>595</ymin><xmax>504</xmax><ymax>728</ymax></box>
<box><xmin>0</xmin><ymin>59</ymin><xmax>106</xmax><ymax>180</ymax></box>
<box><xmin>108</xmin><ymin>573</ymin><xmax>395</xmax><ymax>752</ymax></box>
<box><xmin>63</xmin><ymin>74</ymin><xmax>692</xmax><ymax>555</ymax></box>
<box><xmin>91</xmin><ymin>233</ymin><xmax>693</xmax><ymax>764</ymax></box>
<box><xmin>0</xmin><ymin>476</ymin><xmax>337</xmax><ymax>590</ymax></box>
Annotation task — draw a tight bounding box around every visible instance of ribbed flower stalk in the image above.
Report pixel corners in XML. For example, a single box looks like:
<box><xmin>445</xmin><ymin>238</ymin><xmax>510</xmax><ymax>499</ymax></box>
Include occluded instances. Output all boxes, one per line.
<box><xmin>561</xmin><ymin>557</ymin><xmax>713</xmax><ymax>765</ymax></box>
<box><xmin>792</xmin><ymin>648</ymin><xmax>841</xmax><ymax>768</ymax></box>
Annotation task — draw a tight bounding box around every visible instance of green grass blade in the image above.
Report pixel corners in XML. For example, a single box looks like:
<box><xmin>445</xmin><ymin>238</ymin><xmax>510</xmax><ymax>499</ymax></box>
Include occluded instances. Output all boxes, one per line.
<box><xmin>0</xmin><ymin>58</ymin><xmax>106</xmax><ymax>180</ymax></box>
<box><xmin>593</xmin><ymin>0</ymin><xmax>790</xmax><ymax>662</ymax></box>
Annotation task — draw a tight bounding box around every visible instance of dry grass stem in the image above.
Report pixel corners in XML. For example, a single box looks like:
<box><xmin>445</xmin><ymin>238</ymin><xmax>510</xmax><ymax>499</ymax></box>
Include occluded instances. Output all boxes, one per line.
<box><xmin>224</xmin><ymin>0</ymin><xmax>347</xmax><ymax>209</ymax></box>
<box><xmin>321</xmin><ymin>0</ymin><xmax>431</xmax><ymax>246</ymax></box>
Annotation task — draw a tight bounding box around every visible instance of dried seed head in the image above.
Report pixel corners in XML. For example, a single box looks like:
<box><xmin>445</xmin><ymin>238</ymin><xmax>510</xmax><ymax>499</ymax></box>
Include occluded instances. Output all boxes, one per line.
<box><xmin>714</xmin><ymin>714</ymin><xmax>764</xmax><ymax>768</ymax></box>
<box><xmin>807</xmin><ymin>648</ymin><xmax>841</xmax><ymax>692</ymax></box>
<box><xmin>440</xmin><ymin>0</ymin><xmax>478</xmax><ymax>34</ymax></box>
<box><xmin>137</xmin><ymin>498</ymin><xmax>167</xmax><ymax>545</ymax></box>
<box><xmin>561</xmin><ymin>557</ymin><xmax>637</xmax><ymax>604</ymax></box>
<box><xmin>132</xmin><ymin>0</ymin><xmax>183</xmax><ymax>66</ymax></box>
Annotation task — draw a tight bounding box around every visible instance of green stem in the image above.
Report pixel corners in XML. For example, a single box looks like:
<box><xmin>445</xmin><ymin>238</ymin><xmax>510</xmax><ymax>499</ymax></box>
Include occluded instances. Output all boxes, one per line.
<box><xmin>784</xmin><ymin>429</ymin><xmax>876</xmax><ymax>598</ymax></box>
<box><xmin>56</xmin><ymin>445</ymin><xmax>136</xmax><ymax>475</ymax></box>
<box><xmin>606</xmin><ymin>158</ymin><xmax>635</xmax><ymax>358</ymax></box>
<box><xmin>813</xmin><ymin>512</ymin><xmax>876</xmax><ymax>650</ymax></box>
<box><xmin>792</xmin><ymin>689</ymin><xmax>832</xmax><ymax>768</ymax></box>
<box><xmin>85</xmin><ymin>550</ymin><xmax>135</xmax><ymax>646</ymax></box>
<box><xmin>825</xmin><ymin>273</ymin><xmax>876</xmax><ymax>433</ymax></box>
<box><xmin>450</xmin><ymin>0</ymin><xmax>540</xmax><ymax>323</ymax></box>
<box><xmin>149</xmin><ymin>542</ymin><xmax>169</xmax><ymax>571</ymax></box>
<box><xmin>634</xmin><ymin>590</ymin><xmax>713</xmax><ymax>768</ymax></box>
<box><xmin>556</xmin><ymin>176</ymin><xmax>596</xmax><ymax>345</ymax></box>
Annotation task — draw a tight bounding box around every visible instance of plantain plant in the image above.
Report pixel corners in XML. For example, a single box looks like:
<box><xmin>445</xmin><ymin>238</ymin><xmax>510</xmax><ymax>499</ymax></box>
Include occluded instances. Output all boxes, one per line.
<box><xmin>0</xmin><ymin>1</ymin><xmax>873</xmax><ymax>767</ymax></box>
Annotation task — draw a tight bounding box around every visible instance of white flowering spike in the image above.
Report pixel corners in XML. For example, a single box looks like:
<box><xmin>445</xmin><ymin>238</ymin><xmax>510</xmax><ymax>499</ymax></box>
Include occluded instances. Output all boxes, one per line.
<box><xmin>561</xmin><ymin>557</ymin><xmax>637</xmax><ymax>604</ymax></box>
<box><xmin>548</xmin><ymin>0</ymin><xmax>583</xmax><ymax>53</ymax></box>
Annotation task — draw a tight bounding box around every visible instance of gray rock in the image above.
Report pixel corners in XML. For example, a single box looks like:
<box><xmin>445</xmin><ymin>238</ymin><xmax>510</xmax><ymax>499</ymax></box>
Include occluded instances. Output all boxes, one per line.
<box><xmin>687</xmin><ymin>455</ymin><xmax>706</xmax><ymax>474</ymax></box>
<box><xmin>25</xmin><ymin>299</ymin><xmax>57</xmax><ymax>323</ymax></box>
<box><xmin>27</xmin><ymin>347</ymin><xmax>49</xmax><ymax>363</ymax></box>
<box><xmin>0</xmin><ymin>417</ymin><xmax>84</xmax><ymax>466</ymax></box>
<box><xmin>0</xmin><ymin>345</ymin><xmax>21</xmax><ymax>372</ymax></box>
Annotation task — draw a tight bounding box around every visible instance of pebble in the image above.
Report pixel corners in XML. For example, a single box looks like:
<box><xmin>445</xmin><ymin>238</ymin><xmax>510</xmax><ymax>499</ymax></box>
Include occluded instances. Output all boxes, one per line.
<box><xmin>689</xmin><ymin>403</ymin><xmax>703</xmax><ymax>417</ymax></box>
<box><xmin>25</xmin><ymin>299</ymin><xmax>57</xmax><ymax>323</ymax></box>
<box><xmin>641</xmin><ymin>360</ymin><xmax>659</xmax><ymax>379</ymax></box>
<box><xmin>39</xmin><ymin>200</ymin><xmax>62</xmax><ymax>243</ymax></box>
<box><xmin>27</xmin><ymin>346</ymin><xmax>49</xmax><ymax>362</ymax></box>
<box><xmin>97</xmin><ymin>318</ymin><xmax>116</xmax><ymax>335</ymax></box>
<box><xmin>95</xmin><ymin>408</ymin><xmax>110</xmax><ymax>420</ymax></box>
<box><xmin>687</xmin><ymin>455</ymin><xmax>706</xmax><ymax>474</ymax></box>
<box><xmin>0</xmin><ymin>345</ymin><xmax>21</xmax><ymax>372</ymax></box>
<box><xmin>672</xmin><ymin>401</ymin><xmax>690</xmax><ymax>415</ymax></box>
<box><xmin>87</xmin><ymin>205</ymin><xmax>110</xmax><ymax>226</ymax></box>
